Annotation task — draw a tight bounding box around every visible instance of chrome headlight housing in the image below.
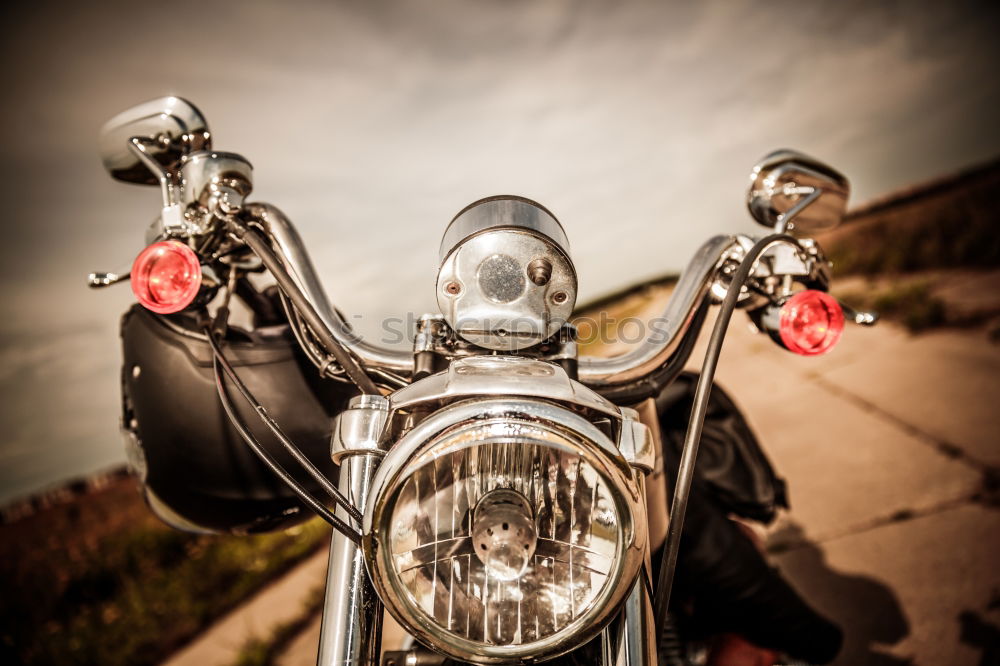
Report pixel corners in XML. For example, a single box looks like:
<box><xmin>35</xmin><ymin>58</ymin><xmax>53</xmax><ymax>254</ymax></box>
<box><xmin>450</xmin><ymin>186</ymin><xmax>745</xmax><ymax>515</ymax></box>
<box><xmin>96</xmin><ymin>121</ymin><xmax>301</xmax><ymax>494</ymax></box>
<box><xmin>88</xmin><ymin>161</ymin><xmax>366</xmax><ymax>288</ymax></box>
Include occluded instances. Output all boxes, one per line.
<box><xmin>363</xmin><ymin>398</ymin><xmax>647</xmax><ymax>664</ymax></box>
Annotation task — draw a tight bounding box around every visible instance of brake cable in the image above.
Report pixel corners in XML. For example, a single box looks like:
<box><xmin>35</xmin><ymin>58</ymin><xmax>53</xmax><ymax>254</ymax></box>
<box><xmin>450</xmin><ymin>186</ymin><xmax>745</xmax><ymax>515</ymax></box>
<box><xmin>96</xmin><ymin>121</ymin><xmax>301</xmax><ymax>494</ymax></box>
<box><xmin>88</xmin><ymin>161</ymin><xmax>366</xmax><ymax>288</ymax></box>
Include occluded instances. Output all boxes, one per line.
<box><xmin>235</xmin><ymin>225</ymin><xmax>382</xmax><ymax>395</ymax></box>
<box><xmin>652</xmin><ymin>233</ymin><xmax>796</xmax><ymax>643</ymax></box>
<box><xmin>206</xmin><ymin>329</ymin><xmax>364</xmax><ymax>542</ymax></box>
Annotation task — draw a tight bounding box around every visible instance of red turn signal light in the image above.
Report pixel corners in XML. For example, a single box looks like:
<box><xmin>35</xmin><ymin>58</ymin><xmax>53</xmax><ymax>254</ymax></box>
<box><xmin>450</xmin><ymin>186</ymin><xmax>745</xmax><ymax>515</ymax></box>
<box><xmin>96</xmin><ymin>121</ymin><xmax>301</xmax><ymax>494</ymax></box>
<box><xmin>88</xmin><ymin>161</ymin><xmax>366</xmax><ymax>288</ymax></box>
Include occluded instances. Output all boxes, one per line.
<box><xmin>131</xmin><ymin>241</ymin><xmax>203</xmax><ymax>314</ymax></box>
<box><xmin>778</xmin><ymin>290</ymin><xmax>845</xmax><ymax>356</ymax></box>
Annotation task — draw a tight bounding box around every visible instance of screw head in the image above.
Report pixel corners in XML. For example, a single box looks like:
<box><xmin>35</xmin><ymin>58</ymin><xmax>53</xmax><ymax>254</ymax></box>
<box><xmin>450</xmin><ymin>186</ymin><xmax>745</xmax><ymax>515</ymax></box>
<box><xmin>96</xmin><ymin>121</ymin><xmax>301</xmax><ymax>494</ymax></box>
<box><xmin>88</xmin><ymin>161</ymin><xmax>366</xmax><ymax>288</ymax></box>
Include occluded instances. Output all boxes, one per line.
<box><xmin>445</xmin><ymin>281</ymin><xmax>462</xmax><ymax>295</ymax></box>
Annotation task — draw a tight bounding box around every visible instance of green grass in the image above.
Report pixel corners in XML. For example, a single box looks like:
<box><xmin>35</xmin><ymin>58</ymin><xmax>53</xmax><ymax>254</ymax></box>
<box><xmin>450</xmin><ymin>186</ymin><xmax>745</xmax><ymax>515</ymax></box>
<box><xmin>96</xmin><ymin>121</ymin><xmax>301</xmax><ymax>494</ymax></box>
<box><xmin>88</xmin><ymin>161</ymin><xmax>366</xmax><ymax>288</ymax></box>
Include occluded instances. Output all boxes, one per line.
<box><xmin>1</xmin><ymin>503</ymin><xmax>330</xmax><ymax>666</ymax></box>
<box><xmin>231</xmin><ymin>585</ymin><xmax>326</xmax><ymax>666</ymax></box>
<box><xmin>825</xmin><ymin>168</ymin><xmax>1000</xmax><ymax>276</ymax></box>
<box><xmin>837</xmin><ymin>281</ymin><xmax>948</xmax><ymax>333</ymax></box>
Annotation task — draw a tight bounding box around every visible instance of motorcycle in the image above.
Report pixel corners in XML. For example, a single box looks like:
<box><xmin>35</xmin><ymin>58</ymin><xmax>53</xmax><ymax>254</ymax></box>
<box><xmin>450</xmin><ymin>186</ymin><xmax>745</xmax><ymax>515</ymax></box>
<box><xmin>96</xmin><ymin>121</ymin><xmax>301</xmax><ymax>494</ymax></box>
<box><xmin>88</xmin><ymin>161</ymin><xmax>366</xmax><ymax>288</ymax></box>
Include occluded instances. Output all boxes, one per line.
<box><xmin>89</xmin><ymin>96</ymin><xmax>877</xmax><ymax>665</ymax></box>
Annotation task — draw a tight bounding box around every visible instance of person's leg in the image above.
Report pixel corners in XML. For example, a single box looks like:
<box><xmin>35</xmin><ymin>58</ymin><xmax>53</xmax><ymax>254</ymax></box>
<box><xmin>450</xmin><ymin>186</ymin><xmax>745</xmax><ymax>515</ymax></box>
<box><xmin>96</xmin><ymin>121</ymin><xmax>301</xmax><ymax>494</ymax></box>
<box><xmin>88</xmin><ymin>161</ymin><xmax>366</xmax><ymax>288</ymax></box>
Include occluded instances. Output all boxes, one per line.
<box><xmin>654</xmin><ymin>482</ymin><xmax>843</xmax><ymax>664</ymax></box>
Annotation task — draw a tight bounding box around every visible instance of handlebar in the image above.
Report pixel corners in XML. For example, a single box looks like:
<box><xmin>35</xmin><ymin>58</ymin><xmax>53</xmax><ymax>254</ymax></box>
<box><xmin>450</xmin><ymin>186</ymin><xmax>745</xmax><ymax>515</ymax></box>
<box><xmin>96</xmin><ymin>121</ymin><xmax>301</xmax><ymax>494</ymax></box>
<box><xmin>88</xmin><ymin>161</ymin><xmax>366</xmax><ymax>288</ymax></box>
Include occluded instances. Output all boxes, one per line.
<box><xmin>576</xmin><ymin>235</ymin><xmax>738</xmax><ymax>388</ymax></box>
<box><xmin>238</xmin><ymin>205</ymin><xmax>788</xmax><ymax>398</ymax></box>
<box><xmin>240</xmin><ymin>203</ymin><xmax>416</xmax><ymax>377</ymax></box>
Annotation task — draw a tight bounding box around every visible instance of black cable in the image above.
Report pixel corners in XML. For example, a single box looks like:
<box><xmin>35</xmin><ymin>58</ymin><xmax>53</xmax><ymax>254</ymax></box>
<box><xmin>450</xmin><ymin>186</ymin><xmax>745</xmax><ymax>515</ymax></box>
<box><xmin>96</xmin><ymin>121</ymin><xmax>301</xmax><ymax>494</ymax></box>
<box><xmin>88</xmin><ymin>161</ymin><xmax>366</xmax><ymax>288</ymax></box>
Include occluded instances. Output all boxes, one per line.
<box><xmin>238</xmin><ymin>227</ymin><xmax>381</xmax><ymax>395</ymax></box>
<box><xmin>653</xmin><ymin>233</ymin><xmax>795</xmax><ymax>642</ymax></box>
<box><xmin>205</xmin><ymin>329</ymin><xmax>363</xmax><ymax>525</ymax></box>
<box><xmin>210</xmin><ymin>352</ymin><xmax>362</xmax><ymax>544</ymax></box>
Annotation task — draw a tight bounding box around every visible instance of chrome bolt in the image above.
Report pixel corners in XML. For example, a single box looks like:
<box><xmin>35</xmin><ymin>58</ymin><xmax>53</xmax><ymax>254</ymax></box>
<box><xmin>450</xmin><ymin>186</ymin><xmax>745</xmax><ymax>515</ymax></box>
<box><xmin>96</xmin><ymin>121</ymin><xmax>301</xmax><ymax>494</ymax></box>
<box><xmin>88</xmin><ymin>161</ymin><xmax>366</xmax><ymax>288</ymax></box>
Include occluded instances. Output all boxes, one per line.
<box><xmin>527</xmin><ymin>258</ymin><xmax>552</xmax><ymax>286</ymax></box>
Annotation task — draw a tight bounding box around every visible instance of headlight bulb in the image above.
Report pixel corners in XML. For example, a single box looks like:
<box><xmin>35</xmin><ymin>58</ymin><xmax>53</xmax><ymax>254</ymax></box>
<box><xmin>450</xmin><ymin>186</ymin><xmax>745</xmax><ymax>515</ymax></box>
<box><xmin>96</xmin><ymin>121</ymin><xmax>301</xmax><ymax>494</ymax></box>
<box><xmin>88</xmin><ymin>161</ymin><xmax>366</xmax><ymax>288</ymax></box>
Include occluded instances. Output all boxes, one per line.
<box><xmin>471</xmin><ymin>488</ymin><xmax>538</xmax><ymax>582</ymax></box>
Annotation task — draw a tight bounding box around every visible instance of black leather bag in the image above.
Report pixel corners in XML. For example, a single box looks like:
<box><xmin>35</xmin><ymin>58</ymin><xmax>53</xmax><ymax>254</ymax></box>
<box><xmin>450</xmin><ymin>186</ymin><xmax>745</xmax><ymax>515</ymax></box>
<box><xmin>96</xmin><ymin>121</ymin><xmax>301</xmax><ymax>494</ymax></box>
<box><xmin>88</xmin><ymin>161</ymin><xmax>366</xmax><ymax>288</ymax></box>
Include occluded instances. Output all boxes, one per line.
<box><xmin>120</xmin><ymin>305</ymin><xmax>355</xmax><ymax>533</ymax></box>
<box><xmin>655</xmin><ymin>371</ymin><xmax>788</xmax><ymax>524</ymax></box>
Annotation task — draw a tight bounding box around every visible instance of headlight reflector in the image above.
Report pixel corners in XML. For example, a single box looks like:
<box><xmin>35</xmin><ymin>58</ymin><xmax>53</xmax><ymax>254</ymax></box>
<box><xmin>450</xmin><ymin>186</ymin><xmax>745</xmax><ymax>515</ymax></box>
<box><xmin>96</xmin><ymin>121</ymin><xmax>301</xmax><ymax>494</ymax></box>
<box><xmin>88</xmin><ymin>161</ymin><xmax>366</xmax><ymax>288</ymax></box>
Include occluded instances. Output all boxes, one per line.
<box><xmin>364</xmin><ymin>398</ymin><xmax>645</xmax><ymax>663</ymax></box>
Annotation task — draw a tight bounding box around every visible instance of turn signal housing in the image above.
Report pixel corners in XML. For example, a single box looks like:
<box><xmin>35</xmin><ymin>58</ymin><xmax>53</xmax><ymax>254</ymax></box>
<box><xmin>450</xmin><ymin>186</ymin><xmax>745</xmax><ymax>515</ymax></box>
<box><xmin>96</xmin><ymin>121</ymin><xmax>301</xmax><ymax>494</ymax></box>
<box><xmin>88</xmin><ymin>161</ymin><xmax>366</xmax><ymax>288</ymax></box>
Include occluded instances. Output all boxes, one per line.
<box><xmin>131</xmin><ymin>241</ymin><xmax>203</xmax><ymax>314</ymax></box>
<box><xmin>778</xmin><ymin>290</ymin><xmax>844</xmax><ymax>356</ymax></box>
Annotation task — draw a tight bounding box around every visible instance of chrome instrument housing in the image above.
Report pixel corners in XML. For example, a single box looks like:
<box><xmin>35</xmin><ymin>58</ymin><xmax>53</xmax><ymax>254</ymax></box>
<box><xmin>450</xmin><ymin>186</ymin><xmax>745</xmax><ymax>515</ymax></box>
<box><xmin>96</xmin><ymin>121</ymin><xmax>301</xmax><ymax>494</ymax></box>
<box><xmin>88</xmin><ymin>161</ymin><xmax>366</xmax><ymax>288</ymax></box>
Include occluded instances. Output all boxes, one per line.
<box><xmin>179</xmin><ymin>151</ymin><xmax>253</xmax><ymax>213</ymax></box>
<box><xmin>437</xmin><ymin>197</ymin><xmax>578</xmax><ymax>352</ymax></box>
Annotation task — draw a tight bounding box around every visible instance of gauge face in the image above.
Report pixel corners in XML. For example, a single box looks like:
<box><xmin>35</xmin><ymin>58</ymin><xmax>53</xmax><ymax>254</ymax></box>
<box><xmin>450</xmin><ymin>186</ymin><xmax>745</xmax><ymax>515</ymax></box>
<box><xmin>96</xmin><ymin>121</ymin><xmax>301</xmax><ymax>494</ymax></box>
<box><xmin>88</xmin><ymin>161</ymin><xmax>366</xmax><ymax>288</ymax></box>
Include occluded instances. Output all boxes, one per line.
<box><xmin>477</xmin><ymin>254</ymin><xmax>526</xmax><ymax>304</ymax></box>
<box><xmin>437</xmin><ymin>230</ymin><xmax>577</xmax><ymax>351</ymax></box>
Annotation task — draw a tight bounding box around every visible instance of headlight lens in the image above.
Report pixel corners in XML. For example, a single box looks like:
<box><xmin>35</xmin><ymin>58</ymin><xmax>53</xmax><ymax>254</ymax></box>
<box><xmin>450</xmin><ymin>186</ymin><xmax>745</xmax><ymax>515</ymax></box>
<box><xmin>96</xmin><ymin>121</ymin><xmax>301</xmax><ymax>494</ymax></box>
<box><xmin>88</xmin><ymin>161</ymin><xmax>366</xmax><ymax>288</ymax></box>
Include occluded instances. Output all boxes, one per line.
<box><xmin>364</xmin><ymin>398</ymin><xmax>645</xmax><ymax>664</ymax></box>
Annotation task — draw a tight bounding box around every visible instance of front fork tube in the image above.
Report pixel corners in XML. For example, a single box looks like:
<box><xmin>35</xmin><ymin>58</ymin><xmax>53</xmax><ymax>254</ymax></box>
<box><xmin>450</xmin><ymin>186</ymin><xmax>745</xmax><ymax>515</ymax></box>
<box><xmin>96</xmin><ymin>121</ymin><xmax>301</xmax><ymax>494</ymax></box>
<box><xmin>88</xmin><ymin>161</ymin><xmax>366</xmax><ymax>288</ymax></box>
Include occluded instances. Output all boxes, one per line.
<box><xmin>601</xmin><ymin>568</ymin><xmax>658</xmax><ymax>665</ymax></box>
<box><xmin>317</xmin><ymin>453</ymin><xmax>383</xmax><ymax>666</ymax></box>
<box><xmin>599</xmin><ymin>396</ymin><xmax>668</xmax><ymax>665</ymax></box>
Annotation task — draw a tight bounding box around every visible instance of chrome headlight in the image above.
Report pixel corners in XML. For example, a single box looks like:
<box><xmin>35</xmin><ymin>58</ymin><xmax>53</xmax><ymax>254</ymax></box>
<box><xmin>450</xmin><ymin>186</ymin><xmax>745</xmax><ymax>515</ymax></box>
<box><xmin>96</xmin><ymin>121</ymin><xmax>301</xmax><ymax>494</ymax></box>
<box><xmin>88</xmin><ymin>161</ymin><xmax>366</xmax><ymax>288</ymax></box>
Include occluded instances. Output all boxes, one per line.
<box><xmin>363</xmin><ymin>398</ymin><xmax>646</xmax><ymax>664</ymax></box>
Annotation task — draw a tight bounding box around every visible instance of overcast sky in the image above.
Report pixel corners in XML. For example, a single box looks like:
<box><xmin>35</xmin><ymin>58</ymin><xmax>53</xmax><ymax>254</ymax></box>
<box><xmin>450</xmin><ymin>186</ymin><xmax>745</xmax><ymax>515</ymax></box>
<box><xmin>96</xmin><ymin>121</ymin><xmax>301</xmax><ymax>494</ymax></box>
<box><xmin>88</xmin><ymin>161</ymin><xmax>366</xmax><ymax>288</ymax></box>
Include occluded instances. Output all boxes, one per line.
<box><xmin>1</xmin><ymin>0</ymin><xmax>998</xmax><ymax>502</ymax></box>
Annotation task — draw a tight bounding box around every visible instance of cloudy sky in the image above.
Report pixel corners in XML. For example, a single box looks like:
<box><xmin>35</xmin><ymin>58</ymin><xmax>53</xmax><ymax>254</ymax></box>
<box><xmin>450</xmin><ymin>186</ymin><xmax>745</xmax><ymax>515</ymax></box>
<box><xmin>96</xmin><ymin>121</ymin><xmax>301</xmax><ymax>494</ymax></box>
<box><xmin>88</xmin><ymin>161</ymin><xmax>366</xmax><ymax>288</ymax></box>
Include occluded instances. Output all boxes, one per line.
<box><xmin>1</xmin><ymin>0</ymin><xmax>998</xmax><ymax>502</ymax></box>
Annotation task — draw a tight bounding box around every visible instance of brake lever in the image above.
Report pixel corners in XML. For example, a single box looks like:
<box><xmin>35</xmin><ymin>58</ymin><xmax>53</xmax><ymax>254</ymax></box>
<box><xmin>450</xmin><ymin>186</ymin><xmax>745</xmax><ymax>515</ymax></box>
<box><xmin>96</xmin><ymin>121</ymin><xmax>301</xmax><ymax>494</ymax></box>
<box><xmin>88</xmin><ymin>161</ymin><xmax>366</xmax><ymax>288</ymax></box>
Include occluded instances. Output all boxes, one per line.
<box><xmin>87</xmin><ymin>271</ymin><xmax>130</xmax><ymax>289</ymax></box>
<box><xmin>839</xmin><ymin>300</ymin><xmax>879</xmax><ymax>326</ymax></box>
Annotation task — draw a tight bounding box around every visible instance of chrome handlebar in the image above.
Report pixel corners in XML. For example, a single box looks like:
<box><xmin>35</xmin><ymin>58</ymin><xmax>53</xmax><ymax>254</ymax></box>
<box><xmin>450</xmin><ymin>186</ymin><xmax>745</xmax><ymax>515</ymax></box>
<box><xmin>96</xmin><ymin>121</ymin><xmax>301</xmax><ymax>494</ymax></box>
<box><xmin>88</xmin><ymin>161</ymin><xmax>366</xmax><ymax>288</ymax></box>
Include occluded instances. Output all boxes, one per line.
<box><xmin>239</xmin><ymin>204</ymin><xmax>770</xmax><ymax>391</ymax></box>
<box><xmin>577</xmin><ymin>235</ymin><xmax>739</xmax><ymax>387</ymax></box>
<box><xmin>241</xmin><ymin>203</ymin><xmax>416</xmax><ymax>376</ymax></box>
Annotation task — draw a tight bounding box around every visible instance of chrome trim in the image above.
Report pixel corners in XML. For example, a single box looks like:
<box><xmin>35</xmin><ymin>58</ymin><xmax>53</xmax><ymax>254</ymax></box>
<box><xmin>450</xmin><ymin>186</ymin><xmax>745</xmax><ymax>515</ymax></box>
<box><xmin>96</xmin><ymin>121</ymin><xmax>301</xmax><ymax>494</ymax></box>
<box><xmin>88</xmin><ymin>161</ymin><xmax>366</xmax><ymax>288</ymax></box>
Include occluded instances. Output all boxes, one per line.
<box><xmin>240</xmin><ymin>202</ymin><xmax>415</xmax><ymax>375</ymax></box>
<box><xmin>99</xmin><ymin>96</ymin><xmax>211</xmax><ymax>185</ymax></box>
<box><xmin>87</xmin><ymin>271</ymin><xmax>129</xmax><ymax>288</ymax></box>
<box><xmin>632</xmin><ymin>398</ymin><xmax>668</xmax><ymax>554</ymax></box>
<box><xmin>362</xmin><ymin>397</ymin><xmax>647</xmax><ymax>664</ymax></box>
<box><xmin>331</xmin><ymin>395</ymin><xmax>391</xmax><ymax>464</ymax></box>
<box><xmin>439</xmin><ymin>195</ymin><xmax>570</xmax><ymax>263</ymax></box>
<box><xmin>317</xmin><ymin>453</ymin><xmax>383</xmax><ymax>666</ymax></box>
<box><xmin>381</xmin><ymin>647</ymin><xmax>446</xmax><ymax>665</ymax></box>
<box><xmin>126</xmin><ymin>138</ymin><xmax>188</xmax><ymax>236</ymax></box>
<box><xmin>747</xmin><ymin>149</ymin><xmax>850</xmax><ymax>235</ymax></box>
<box><xmin>389</xmin><ymin>355</ymin><xmax>620</xmax><ymax>419</ymax></box>
<box><xmin>617</xmin><ymin>407</ymin><xmax>655</xmax><ymax>474</ymax></box>
<box><xmin>840</xmin><ymin>301</ymin><xmax>880</xmax><ymax>326</ymax></box>
<box><xmin>179</xmin><ymin>151</ymin><xmax>253</xmax><ymax>216</ymax></box>
<box><xmin>577</xmin><ymin>235</ymin><xmax>739</xmax><ymax>387</ymax></box>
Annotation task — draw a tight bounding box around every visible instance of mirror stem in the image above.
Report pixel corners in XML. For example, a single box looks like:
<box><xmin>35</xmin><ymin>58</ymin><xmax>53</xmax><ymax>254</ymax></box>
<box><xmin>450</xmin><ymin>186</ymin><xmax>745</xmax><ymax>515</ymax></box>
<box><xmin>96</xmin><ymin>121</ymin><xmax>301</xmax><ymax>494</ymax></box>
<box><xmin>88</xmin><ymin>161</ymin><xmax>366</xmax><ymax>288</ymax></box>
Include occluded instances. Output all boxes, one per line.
<box><xmin>773</xmin><ymin>187</ymin><xmax>821</xmax><ymax>234</ymax></box>
<box><xmin>128</xmin><ymin>137</ymin><xmax>185</xmax><ymax>236</ymax></box>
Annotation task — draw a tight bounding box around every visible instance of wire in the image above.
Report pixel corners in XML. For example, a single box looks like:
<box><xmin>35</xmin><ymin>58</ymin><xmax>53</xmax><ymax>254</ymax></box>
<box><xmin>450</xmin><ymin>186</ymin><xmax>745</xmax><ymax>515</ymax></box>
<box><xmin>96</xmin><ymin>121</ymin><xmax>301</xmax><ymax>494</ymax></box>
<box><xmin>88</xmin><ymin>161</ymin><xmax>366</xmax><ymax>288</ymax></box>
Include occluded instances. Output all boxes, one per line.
<box><xmin>652</xmin><ymin>233</ymin><xmax>796</xmax><ymax>641</ymax></box>
<box><xmin>210</xmin><ymin>350</ymin><xmax>362</xmax><ymax>544</ymax></box>
<box><xmin>278</xmin><ymin>291</ymin><xmax>409</xmax><ymax>390</ymax></box>
<box><xmin>279</xmin><ymin>291</ymin><xmax>349</xmax><ymax>382</ymax></box>
<box><xmin>206</xmin><ymin>329</ymin><xmax>364</xmax><ymax>524</ymax></box>
<box><xmin>238</xmin><ymin>227</ymin><xmax>381</xmax><ymax>395</ymax></box>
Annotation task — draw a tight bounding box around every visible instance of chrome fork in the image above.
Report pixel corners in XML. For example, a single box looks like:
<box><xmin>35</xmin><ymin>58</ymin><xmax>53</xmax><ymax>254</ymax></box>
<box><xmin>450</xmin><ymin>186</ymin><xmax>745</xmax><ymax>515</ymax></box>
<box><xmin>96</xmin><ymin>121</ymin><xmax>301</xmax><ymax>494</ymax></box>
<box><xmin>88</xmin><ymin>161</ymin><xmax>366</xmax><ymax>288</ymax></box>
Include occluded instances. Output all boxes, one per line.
<box><xmin>317</xmin><ymin>452</ymin><xmax>382</xmax><ymax>665</ymax></box>
<box><xmin>601</xmin><ymin>572</ymin><xmax>658</xmax><ymax>665</ymax></box>
<box><xmin>601</xmin><ymin>397</ymin><xmax>665</xmax><ymax>665</ymax></box>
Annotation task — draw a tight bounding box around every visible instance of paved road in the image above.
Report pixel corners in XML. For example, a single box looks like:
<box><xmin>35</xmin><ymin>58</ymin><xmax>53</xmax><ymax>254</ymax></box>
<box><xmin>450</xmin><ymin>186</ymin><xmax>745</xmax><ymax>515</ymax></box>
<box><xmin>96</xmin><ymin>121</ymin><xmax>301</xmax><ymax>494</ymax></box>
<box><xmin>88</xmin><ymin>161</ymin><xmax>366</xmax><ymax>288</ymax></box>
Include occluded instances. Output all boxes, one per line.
<box><xmin>706</xmin><ymin>314</ymin><xmax>1000</xmax><ymax>665</ymax></box>
<box><xmin>172</xmin><ymin>304</ymin><xmax>1000</xmax><ymax>665</ymax></box>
